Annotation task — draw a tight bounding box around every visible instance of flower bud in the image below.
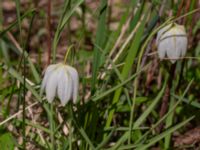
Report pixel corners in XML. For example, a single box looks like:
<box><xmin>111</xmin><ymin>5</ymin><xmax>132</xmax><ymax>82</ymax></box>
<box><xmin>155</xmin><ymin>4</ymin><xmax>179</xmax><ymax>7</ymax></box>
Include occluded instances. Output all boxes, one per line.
<box><xmin>156</xmin><ymin>23</ymin><xmax>188</xmax><ymax>63</ymax></box>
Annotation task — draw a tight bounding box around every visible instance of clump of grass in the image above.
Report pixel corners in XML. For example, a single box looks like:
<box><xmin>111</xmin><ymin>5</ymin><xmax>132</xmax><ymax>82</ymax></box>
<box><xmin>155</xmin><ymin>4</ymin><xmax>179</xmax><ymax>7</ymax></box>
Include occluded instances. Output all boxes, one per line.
<box><xmin>0</xmin><ymin>0</ymin><xmax>200</xmax><ymax>149</ymax></box>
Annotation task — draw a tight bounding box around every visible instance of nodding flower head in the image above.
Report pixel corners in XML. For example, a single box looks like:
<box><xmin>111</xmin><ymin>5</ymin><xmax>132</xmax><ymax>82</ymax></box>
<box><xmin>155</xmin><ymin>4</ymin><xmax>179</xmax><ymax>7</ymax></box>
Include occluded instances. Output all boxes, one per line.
<box><xmin>156</xmin><ymin>23</ymin><xmax>188</xmax><ymax>63</ymax></box>
<box><xmin>41</xmin><ymin>63</ymin><xmax>79</xmax><ymax>106</ymax></box>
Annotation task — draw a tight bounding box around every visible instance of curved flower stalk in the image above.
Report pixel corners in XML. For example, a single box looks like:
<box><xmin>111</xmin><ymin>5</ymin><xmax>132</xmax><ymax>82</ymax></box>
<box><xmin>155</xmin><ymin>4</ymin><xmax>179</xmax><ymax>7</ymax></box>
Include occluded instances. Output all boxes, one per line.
<box><xmin>41</xmin><ymin>63</ymin><xmax>79</xmax><ymax>106</ymax></box>
<box><xmin>156</xmin><ymin>23</ymin><xmax>188</xmax><ymax>63</ymax></box>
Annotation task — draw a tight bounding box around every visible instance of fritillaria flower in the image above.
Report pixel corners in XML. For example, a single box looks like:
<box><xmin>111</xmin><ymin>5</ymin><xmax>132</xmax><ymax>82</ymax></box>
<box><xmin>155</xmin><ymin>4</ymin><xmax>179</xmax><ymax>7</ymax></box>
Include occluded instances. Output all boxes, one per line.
<box><xmin>156</xmin><ymin>23</ymin><xmax>188</xmax><ymax>63</ymax></box>
<box><xmin>41</xmin><ymin>63</ymin><xmax>79</xmax><ymax>106</ymax></box>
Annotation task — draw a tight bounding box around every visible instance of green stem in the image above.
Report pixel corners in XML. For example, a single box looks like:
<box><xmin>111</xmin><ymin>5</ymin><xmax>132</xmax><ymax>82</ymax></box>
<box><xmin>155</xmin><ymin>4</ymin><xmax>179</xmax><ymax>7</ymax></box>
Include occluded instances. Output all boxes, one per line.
<box><xmin>68</xmin><ymin>102</ymin><xmax>73</xmax><ymax>150</ymax></box>
<box><xmin>64</xmin><ymin>45</ymin><xmax>74</xmax><ymax>64</ymax></box>
<box><xmin>69</xmin><ymin>103</ymin><xmax>95</xmax><ymax>149</ymax></box>
<box><xmin>128</xmin><ymin>17</ymin><xmax>173</xmax><ymax>143</ymax></box>
<box><xmin>50</xmin><ymin>103</ymin><xmax>55</xmax><ymax>150</ymax></box>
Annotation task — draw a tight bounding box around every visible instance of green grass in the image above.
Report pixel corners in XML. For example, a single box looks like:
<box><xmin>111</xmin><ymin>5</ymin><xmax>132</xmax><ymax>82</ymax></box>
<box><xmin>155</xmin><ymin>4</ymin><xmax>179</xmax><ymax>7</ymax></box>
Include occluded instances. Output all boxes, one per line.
<box><xmin>0</xmin><ymin>0</ymin><xmax>200</xmax><ymax>149</ymax></box>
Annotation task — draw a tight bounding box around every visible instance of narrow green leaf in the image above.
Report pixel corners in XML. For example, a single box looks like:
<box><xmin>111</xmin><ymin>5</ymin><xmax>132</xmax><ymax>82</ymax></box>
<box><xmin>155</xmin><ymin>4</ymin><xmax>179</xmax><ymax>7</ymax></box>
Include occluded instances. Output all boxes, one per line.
<box><xmin>15</xmin><ymin>0</ymin><xmax>22</xmax><ymax>37</ymax></box>
<box><xmin>105</xmin><ymin>8</ymin><xmax>148</xmax><ymax>130</ymax></box>
<box><xmin>172</xmin><ymin>94</ymin><xmax>200</xmax><ymax>109</ymax></box>
<box><xmin>52</xmin><ymin>0</ymin><xmax>84</xmax><ymax>63</ymax></box>
<box><xmin>133</xmin><ymin>78</ymin><xmax>167</xmax><ymax>128</ymax></box>
<box><xmin>92</xmin><ymin>64</ymin><xmax>148</xmax><ymax>102</ymax></box>
<box><xmin>0</xmin><ymin>9</ymin><xmax>35</xmax><ymax>36</ymax></box>
<box><xmin>136</xmin><ymin>116</ymin><xmax>194</xmax><ymax>150</ymax></box>
<box><xmin>95</xmin><ymin>128</ymin><xmax>115</xmax><ymax>150</ymax></box>
<box><xmin>2</xmin><ymin>64</ymin><xmax>51</xmax><ymax>115</ymax></box>
<box><xmin>91</xmin><ymin>0</ymin><xmax>108</xmax><ymax>91</ymax></box>
<box><xmin>164</xmin><ymin>98</ymin><xmax>175</xmax><ymax>149</ymax></box>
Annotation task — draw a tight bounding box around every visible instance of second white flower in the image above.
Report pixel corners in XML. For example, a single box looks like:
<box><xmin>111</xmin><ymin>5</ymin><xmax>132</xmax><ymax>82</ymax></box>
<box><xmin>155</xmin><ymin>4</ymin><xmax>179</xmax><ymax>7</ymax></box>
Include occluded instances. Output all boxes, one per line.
<box><xmin>41</xmin><ymin>63</ymin><xmax>79</xmax><ymax>106</ymax></box>
<box><xmin>156</xmin><ymin>23</ymin><xmax>188</xmax><ymax>63</ymax></box>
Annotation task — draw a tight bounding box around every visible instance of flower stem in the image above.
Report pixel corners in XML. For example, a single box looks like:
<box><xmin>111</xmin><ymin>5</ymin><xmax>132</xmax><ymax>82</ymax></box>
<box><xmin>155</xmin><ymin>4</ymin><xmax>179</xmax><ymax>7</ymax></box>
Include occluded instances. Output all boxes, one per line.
<box><xmin>47</xmin><ymin>0</ymin><xmax>52</xmax><ymax>65</ymax></box>
<box><xmin>64</xmin><ymin>45</ymin><xmax>74</xmax><ymax>64</ymax></box>
<box><xmin>68</xmin><ymin>102</ymin><xmax>73</xmax><ymax>150</ymax></box>
<box><xmin>50</xmin><ymin>103</ymin><xmax>55</xmax><ymax>150</ymax></box>
<box><xmin>157</xmin><ymin>63</ymin><xmax>176</xmax><ymax>132</ymax></box>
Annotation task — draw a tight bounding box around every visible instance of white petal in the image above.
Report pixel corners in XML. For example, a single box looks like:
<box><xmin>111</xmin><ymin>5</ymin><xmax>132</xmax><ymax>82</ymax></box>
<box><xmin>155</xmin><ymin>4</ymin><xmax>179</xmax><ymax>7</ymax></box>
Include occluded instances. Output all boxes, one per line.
<box><xmin>179</xmin><ymin>37</ymin><xmax>188</xmax><ymax>57</ymax></box>
<box><xmin>158</xmin><ymin>43</ymin><xmax>166</xmax><ymax>59</ymax></box>
<box><xmin>166</xmin><ymin>36</ymin><xmax>179</xmax><ymax>63</ymax></box>
<box><xmin>156</xmin><ymin>24</ymin><xmax>172</xmax><ymax>46</ymax></box>
<box><xmin>57</xmin><ymin>68</ymin><xmax>72</xmax><ymax>106</ymax></box>
<box><xmin>174</xmin><ymin>25</ymin><xmax>187</xmax><ymax>57</ymax></box>
<box><xmin>45</xmin><ymin>68</ymin><xmax>59</xmax><ymax>103</ymax></box>
<box><xmin>157</xmin><ymin>24</ymin><xmax>174</xmax><ymax>61</ymax></box>
<box><xmin>40</xmin><ymin>64</ymin><xmax>57</xmax><ymax>95</ymax></box>
<box><xmin>66</xmin><ymin>66</ymin><xmax>79</xmax><ymax>103</ymax></box>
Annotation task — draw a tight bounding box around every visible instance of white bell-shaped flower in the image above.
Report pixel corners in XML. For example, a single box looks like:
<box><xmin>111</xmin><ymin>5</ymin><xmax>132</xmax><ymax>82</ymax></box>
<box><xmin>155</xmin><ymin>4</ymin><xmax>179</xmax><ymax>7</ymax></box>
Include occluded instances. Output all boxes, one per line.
<box><xmin>156</xmin><ymin>23</ymin><xmax>188</xmax><ymax>63</ymax></box>
<box><xmin>41</xmin><ymin>63</ymin><xmax>79</xmax><ymax>106</ymax></box>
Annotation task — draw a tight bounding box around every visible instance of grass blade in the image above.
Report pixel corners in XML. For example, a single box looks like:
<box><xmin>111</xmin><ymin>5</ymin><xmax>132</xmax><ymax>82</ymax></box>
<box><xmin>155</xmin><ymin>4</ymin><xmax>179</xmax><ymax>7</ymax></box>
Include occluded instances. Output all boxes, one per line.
<box><xmin>91</xmin><ymin>0</ymin><xmax>108</xmax><ymax>91</ymax></box>
<box><xmin>105</xmin><ymin>7</ymin><xmax>148</xmax><ymax>132</ymax></box>
<box><xmin>135</xmin><ymin>116</ymin><xmax>194</xmax><ymax>150</ymax></box>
